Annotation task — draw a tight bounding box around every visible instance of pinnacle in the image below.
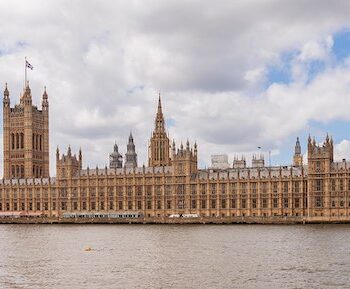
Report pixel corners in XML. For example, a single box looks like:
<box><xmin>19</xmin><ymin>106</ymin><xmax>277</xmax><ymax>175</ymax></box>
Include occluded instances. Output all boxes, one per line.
<box><xmin>42</xmin><ymin>86</ymin><xmax>48</xmax><ymax>99</ymax></box>
<box><xmin>157</xmin><ymin>91</ymin><xmax>163</xmax><ymax>114</ymax></box>
<box><xmin>4</xmin><ymin>82</ymin><xmax>9</xmax><ymax>97</ymax></box>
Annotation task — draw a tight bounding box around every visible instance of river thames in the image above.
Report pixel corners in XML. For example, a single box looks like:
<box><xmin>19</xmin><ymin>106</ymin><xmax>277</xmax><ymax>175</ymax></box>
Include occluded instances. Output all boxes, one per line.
<box><xmin>0</xmin><ymin>224</ymin><xmax>349</xmax><ymax>289</ymax></box>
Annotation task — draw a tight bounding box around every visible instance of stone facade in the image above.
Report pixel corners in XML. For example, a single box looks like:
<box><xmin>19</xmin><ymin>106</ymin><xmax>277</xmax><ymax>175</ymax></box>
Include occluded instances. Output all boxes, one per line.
<box><xmin>1</xmin><ymin>83</ymin><xmax>350</xmax><ymax>221</ymax></box>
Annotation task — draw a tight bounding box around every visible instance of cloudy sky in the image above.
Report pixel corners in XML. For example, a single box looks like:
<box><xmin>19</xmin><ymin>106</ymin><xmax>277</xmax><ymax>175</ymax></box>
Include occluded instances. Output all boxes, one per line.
<box><xmin>1</xmin><ymin>0</ymin><xmax>350</xmax><ymax>175</ymax></box>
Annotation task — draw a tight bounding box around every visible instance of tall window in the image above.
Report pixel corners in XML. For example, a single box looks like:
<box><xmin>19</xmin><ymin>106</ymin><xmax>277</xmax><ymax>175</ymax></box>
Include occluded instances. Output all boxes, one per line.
<box><xmin>293</xmin><ymin>182</ymin><xmax>300</xmax><ymax>193</ymax></box>
<box><xmin>273</xmin><ymin>198</ymin><xmax>278</xmax><ymax>208</ymax></box>
<box><xmin>252</xmin><ymin>183</ymin><xmax>257</xmax><ymax>194</ymax></box>
<box><xmin>315</xmin><ymin>196</ymin><xmax>322</xmax><ymax>208</ymax></box>
<box><xmin>294</xmin><ymin>198</ymin><xmax>300</xmax><ymax>208</ymax></box>
<box><xmin>331</xmin><ymin>180</ymin><xmax>336</xmax><ymax>191</ymax></box>
<box><xmin>316</xmin><ymin>180</ymin><xmax>323</xmax><ymax>192</ymax></box>
<box><xmin>273</xmin><ymin>183</ymin><xmax>278</xmax><ymax>193</ymax></box>
<box><xmin>252</xmin><ymin>199</ymin><xmax>257</xmax><ymax>208</ymax></box>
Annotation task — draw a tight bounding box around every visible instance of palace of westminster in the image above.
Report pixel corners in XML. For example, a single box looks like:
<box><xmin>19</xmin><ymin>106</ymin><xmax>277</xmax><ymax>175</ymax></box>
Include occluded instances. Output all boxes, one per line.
<box><xmin>1</xmin><ymin>80</ymin><xmax>350</xmax><ymax>221</ymax></box>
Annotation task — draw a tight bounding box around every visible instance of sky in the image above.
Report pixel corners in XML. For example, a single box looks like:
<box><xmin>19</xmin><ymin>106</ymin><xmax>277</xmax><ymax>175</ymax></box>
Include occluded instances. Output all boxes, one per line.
<box><xmin>1</xmin><ymin>0</ymin><xmax>350</xmax><ymax>175</ymax></box>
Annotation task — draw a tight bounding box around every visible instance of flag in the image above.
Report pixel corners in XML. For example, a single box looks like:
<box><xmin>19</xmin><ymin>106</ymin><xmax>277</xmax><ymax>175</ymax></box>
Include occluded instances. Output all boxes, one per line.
<box><xmin>26</xmin><ymin>60</ymin><xmax>33</xmax><ymax>70</ymax></box>
<box><xmin>257</xmin><ymin>146</ymin><xmax>261</xmax><ymax>149</ymax></box>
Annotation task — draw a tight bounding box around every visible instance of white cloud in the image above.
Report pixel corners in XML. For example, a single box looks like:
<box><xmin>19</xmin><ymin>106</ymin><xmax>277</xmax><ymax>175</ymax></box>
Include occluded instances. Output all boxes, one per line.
<box><xmin>298</xmin><ymin>36</ymin><xmax>333</xmax><ymax>62</ymax></box>
<box><xmin>1</xmin><ymin>1</ymin><xmax>350</xmax><ymax>175</ymax></box>
<box><xmin>335</xmin><ymin>140</ymin><xmax>350</xmax><ymax>161</ymax></box>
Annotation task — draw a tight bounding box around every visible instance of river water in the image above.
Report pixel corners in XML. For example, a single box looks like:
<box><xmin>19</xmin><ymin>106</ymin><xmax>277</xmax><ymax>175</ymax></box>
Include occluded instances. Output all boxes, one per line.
<box><xmin>0</xmin><ymin>224</ymin><xmax>349</xmax><ymax>289</ymax></box>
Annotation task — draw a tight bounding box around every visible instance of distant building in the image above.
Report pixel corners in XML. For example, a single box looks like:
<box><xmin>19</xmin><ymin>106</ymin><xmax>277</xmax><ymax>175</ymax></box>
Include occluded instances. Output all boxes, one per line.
<box><xmin>252</xmin><ymin>154</ymin><xmax>264</xmax><ymax>168</ymax></box>
<box><xmin>124</xmin><ymin>132</ymin><xmax>138</xmax><ymax>168</ymax></box>
<box><xmin>211</xmin><ymin>154</ymin><xmax>230</xmax><ymax>170</ymax></box>
<box><xmin>293</xmin><ymin>137</ymin><xmax>303</xmax><ymax>167</ymax></box>
<box><xmin>109</xmin><ymin>143</ymin><xmax>123</xmax><ymax>169</ymax></box>
<box><xmin>233</xmin><ymin>156</ymin><xmax>246</xmax><ymax>169</ymax></box>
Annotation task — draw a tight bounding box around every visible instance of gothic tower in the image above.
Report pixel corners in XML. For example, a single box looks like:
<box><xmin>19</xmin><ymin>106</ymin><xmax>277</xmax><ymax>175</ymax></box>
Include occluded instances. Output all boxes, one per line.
<box><xmin>307</xmin><ymin>134</ymin><xmax>333</xmax><ymax>216</ymax></box>
<box><xmin>109</xmin><ymin>142</ymin><xmax>123</xmax><ymax>169</ymax></box>
<box><xmin>293</xmin><ymin>137</ymin><xmax>303</xmax><ymax>167</ymax></box>
<box><xmin>125</xmin><ymin>132</ymin><xmax>138</xmax><ymax>168</ymax></box>
<box><xmin>148</xmin><ymin>94</ymin><xmax>171</xmax><ymax>167</ymax></box>
<box><xmin>3</xmin><ymin>82</ymin><xmax>49</xmax><ymax>179</ymax></box>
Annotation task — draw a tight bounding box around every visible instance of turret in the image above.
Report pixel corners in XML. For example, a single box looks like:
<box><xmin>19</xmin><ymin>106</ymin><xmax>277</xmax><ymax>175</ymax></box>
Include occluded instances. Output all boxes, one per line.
<box><xmin>125</xmin><ymin>132</ymin><xmax>138</xmax><ymax>168</ymax></box>
<box><xmin>308</xmin><ymin>135</ymin><xmax>334</xmax><ymax>174</ymax></box>
<box><xmin>22</xmin><ymin>81</ymin><xmax>32</xmax><ymax>106</ymax></box>
<box><xmin>56</xmin><ymin>146</ymin><xmax>81</xmax><ymax>179</ymax></box>
<box><xmin>172</xmin><ymin>139</ymin><xmax>176</xmax><ymax>157</ymax></box>
<box><xmin>3</xmin><ymin>83</ymin><xmax>10</xmax><ymax>179</ymax></box>
<box><xmin>3</xmin><ymin>83</ymin><xmax>10</xmax><ymax>106</ymax></box>
<box><xmin>172</xmin><ymin>140</ymin><xmax>197</xmax><ymax>175</ymax></box>
<box><xmin>42</xmin><ymin>86</ymin><xmax>49</xmax><ymax>111</ymax></box>
<box><xmin>3</xmin><ymin>83</ymin><xmax>10</xmax><ymax>116</ymax></box>
<box><xmin>293</xmin><ymin>137</ymin><xmax>303</xmax><ymax>167</ymax></box>
<box><xmin>109</xmin><ymin>142</ymin><xmax>122</xmax><ymax>169</ymax></box>
<box><xmin>79</xmin><ymin>147</ymin><xmax>83</xmax><ymax>169</ymax></box>
<box><xmin>233</xmin><ymin>155</ymin><xmax>246</xmax><ymax>169</ymax></box>
<box><xmin>56</xmin><ymin>146</ymin><xmax>60</xmax><ymax>162</ymax></box>
<box><xmin>252</xmin><ymin>154</ymin><xmax>264</xmax><ymax>168</ymax></box>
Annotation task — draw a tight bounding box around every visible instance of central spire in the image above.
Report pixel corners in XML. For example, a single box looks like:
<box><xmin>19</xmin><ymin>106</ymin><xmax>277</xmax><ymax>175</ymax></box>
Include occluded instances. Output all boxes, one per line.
<box><xmin>155</xmin><ymin>92</ymin><xmax>165</xmax><ymax>133</ymax></box>
<box><xmin>158</xmin><ymin>91</ymin><xmax>162</xmax><ymax>113</ymax></box>
<box><xmin>149</xmin><ymin>93</ymin><xmax>171</xmax><ymax>167</ymax></box>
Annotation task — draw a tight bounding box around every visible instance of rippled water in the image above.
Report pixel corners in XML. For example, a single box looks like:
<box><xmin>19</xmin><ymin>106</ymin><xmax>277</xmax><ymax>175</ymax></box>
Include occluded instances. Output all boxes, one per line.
<box><xmin>0</xmin><ymin>224</ymin><xmax>349</xmax><ymax>289</ymax></box>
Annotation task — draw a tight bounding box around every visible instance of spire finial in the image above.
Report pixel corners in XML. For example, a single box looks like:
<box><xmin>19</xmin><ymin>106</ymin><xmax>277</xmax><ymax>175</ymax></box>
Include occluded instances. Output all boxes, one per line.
<box><xmin>295</xmin><ymin>137</ymin><xmax>301</xmax><ymax>155</ymax></box>
<box><xmin>24</xmin><ymin>80</ymin><xmax>31</xmax><ymax>96</ymax></box>
<box><xmin>158</xmin><ymin>91</ymin><xmax>162</xmax><ymax>113</ymax></box>
<box><xmin>42</xmin><ymin>86</ymin><xmax>48</xmax><ymax>100</ymax></box>
<box><xmin>4</xmin><ymin>82</ymin><xmax>9</xmax><ymax>98</ymax></box>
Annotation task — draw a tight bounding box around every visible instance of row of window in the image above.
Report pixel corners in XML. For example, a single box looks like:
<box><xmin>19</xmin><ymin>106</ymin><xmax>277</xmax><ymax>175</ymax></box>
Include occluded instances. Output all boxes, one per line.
<box><xmin>2</xmin><ymin>198</ymin><xmax>350</xmax><ymax>212</ymax></box>
<box><xmin>0</xmin><ymin>197</ymin><xmax>303</xmax><ymax>211</ymax></box>
<box><xmin>10</xmin><ymin>165</ymin><xmax>43</xmax><ymax>179</ymax></box>
<box><xmin>10</xmin><ymin>133</ymin><xmax>43</xmax><ymax>151</ymax></box>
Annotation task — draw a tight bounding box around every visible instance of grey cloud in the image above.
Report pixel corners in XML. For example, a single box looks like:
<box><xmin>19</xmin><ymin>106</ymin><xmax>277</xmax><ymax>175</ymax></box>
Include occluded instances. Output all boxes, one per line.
<box><xmin>2</xmin><ymin>1</ymin><xmax>350</xmax><ymax>174</ymax></box>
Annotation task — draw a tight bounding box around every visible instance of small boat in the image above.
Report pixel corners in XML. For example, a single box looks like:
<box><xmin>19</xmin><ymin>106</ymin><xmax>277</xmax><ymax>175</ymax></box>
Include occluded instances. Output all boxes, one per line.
<box><xmin>84</xmin><ymin>246</ymin><xmax>93</xmax><ymax>251</ymax></box>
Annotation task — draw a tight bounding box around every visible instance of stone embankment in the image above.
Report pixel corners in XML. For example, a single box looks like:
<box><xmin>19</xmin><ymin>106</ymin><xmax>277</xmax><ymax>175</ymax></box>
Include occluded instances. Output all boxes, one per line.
<box><xmin>0</xmin><ymin>216</ymin><xmax>349</xmax><ymax>224</ymax></box>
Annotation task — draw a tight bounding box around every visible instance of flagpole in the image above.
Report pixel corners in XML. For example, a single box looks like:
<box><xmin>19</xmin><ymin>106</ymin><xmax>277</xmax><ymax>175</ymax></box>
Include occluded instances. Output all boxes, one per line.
<box><xmin>24</xmin><ymin>56</ymin><xmax>27</xmax><ymax>88</ymax></box>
